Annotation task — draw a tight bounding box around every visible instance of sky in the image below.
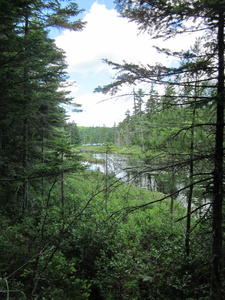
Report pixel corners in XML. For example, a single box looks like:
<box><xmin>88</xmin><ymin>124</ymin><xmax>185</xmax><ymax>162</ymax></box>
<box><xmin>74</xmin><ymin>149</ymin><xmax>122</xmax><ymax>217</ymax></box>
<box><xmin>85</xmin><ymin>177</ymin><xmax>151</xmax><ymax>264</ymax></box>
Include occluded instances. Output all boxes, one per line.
<box><xmin>54</xmin><ymin>0</ymin><xmax>199</xmax><ymax>127</ymax></box>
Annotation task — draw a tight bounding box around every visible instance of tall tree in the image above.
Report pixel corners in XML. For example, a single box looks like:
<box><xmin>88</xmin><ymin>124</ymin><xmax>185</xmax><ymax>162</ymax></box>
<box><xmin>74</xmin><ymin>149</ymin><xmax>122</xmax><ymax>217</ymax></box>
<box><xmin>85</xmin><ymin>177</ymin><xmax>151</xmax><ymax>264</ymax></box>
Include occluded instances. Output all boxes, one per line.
<box><xmin>0</xmin><ymin>1</ymin><xmax>86</xmax><ymax>298</ymax></box>
<box><xmin>98</xmin><ymin>1</ymin><xmax>224</xmax><ymax>298</ymax></box>
<box><xmin>0</xmin><ymin>0</ymin><xmax>85</xmax><ymax>214</ymax></box>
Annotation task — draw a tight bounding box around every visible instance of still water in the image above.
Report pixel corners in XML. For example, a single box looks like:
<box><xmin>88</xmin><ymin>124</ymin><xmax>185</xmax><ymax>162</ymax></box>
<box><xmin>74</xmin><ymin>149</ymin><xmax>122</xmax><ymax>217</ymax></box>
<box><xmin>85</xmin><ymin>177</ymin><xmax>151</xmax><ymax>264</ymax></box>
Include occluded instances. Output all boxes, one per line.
<box><xmin>86</xmin><ymin>152</ymin><xmax>157</xmax><ymax>190</ymax></box>
<box><xmin>85</xmin><ymin>152</ymin><xmax>209</xmax><ymax>207</ymax></box>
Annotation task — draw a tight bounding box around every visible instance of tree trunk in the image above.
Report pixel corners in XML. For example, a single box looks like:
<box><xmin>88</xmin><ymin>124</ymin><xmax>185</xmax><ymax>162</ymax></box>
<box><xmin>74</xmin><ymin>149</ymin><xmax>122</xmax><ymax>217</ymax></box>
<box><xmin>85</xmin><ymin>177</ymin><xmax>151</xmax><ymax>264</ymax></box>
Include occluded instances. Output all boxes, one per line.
<box><xmin>185</xmin><ymin>108</ymin><xmax>195</xmax><ymax>257</ymax></box>
<box><xmin>22</xmin><ymin>14</ymin><xmax>29</xmax><ymax>214</ymax></box>
<box><xmin>22</xmin><ymin>117</ymin><xmax>29</xmax><ymax>212</ymax></box>
<box><xmin>210</xmin><ymin>8</ymin><xmax>224</xmax><ymax>300</ymax></box>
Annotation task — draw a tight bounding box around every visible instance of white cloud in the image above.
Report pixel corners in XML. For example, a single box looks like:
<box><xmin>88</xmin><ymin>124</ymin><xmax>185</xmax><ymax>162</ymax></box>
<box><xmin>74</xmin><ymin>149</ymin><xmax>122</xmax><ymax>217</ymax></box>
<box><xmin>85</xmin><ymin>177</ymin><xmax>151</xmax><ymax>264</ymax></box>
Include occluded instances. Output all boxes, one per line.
<box><xmin>68</xmin><ymin>86</ymin><xmax>135</xmax><ymax>127</ymax></box>
<box><xmin>55</xmin><ymin>2</ymin><xmax>168</xmax><ymax>74</ymax></box>
<box><xmin>55</xmin><ymin>2</ymin><xmax>201</xmax><ymax>74</ymax></box>
<box><xmin>55</xmin><ymin>1</ymin><xmax>203</xmax><ymax>126</ymax></box>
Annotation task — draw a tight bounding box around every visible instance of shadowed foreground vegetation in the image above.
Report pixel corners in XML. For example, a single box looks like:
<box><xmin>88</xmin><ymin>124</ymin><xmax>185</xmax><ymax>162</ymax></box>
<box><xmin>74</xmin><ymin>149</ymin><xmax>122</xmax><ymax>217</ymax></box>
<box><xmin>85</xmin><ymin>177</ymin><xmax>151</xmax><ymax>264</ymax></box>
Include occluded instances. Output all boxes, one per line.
<box><xmin>0</xmin><ymin>169</ymin><xmax>212</xmax><ymax>299</ymax></box>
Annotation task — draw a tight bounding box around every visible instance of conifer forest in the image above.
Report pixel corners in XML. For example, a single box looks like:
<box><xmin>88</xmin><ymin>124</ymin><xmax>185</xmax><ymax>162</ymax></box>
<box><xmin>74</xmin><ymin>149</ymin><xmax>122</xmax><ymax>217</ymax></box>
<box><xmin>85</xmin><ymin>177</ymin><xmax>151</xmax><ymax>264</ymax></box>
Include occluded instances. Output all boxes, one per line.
<box><xmin>0</xmin><ymin>1</ymin><xmax>225</xmax><ymax>299</ymax></box>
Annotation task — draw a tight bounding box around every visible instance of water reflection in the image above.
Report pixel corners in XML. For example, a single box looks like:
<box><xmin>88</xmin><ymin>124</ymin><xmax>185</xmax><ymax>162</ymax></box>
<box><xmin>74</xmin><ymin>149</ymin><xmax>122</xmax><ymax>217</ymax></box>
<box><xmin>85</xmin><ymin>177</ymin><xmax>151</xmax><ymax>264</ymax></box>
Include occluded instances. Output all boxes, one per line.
<box><xmin>84</xmin><ymin>152</ymin><xmax>209</xmax><ymax>208</ymax></box>
<box><xmin>86</xmin><ymin>153</ymin><xmax>158</xmax><ymax>191</ymax></box>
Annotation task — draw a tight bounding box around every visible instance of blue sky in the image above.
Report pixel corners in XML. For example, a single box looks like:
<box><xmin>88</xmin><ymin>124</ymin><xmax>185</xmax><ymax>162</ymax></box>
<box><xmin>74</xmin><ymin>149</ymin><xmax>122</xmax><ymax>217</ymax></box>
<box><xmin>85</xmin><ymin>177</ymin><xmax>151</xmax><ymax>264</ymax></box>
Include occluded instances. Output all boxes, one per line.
<box><xmin>77</xmin><ymin>0</ymin><xmax>115</xmax><ymax>11</ymax></box>
<box><xmin>54</xmin><ymin>1</ymin><xmax>199</xmax><ymax>127</ymax></box>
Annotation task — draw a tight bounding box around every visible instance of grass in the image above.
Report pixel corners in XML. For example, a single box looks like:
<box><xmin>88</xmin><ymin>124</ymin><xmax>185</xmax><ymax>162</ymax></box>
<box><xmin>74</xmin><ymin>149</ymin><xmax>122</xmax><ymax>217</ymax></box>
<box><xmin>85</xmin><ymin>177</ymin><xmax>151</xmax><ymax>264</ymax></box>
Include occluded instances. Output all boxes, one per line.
<box><xmin>77</xmin><ymin>144</ymin><xmax>144</xmax><ymax>156</ymax></box>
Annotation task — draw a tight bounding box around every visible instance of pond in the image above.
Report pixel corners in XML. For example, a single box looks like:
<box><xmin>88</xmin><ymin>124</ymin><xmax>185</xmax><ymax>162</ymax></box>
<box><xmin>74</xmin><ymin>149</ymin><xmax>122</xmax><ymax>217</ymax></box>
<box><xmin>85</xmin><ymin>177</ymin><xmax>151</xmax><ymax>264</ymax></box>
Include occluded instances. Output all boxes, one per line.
<box><xmin>84</xmin><ymin>152</ymin><xmax>209</xmax><ymax>209</ymax></box>
<box><xmin>85</xmin><ymin>152</ymin><xmax>156</xmax><ymax>189</ymax></box>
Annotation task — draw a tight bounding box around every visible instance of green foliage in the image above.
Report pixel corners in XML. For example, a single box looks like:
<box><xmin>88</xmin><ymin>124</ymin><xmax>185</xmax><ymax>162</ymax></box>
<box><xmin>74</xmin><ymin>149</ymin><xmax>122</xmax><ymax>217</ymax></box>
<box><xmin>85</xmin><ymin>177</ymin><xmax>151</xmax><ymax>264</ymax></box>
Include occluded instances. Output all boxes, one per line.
<box><xmin>0</xmin><ymin>163</ymin><xmax>212</xmax><ymax>299</ymax></box>
<box><xmin>94</xmin><ymin>0</ymin><xmax>223</xmax><ymax>297</ymax></box>
<box><xmin>79</xmin><ymin>126</ymin><xmax>115</xmax><ymax>145</ymax></box>
<box><xmin>65</xmin><ymin>122</ymin><xmax>82</xmax><ymax>145</ymax></box>
<box><xmin>0</xmin><ymin>0</ymin><xmax>85</xmax><ymax>216</ymax></box>
<box><xmin>0</xmin><ymin>0</ymin><xmax>222</xmax><ymax>299</ymax></box>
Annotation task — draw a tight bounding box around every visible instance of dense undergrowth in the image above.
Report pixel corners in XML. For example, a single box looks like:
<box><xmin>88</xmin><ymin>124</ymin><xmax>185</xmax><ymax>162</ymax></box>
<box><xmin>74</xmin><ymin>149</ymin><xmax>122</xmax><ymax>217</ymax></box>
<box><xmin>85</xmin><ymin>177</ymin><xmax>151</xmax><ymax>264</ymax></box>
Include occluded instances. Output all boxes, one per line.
<box><xmin>0</xmin><ymin>168</ymin><xmax>211</xmax><ymax>299</ymax></box>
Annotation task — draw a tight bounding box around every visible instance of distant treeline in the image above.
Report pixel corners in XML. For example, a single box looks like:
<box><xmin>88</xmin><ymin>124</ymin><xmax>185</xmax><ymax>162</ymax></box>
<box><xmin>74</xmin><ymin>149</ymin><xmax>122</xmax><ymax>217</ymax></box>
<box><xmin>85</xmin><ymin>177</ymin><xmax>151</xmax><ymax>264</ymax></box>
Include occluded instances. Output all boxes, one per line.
<box><xmin>65</xmin><ymin>123</ymin><xmax>115</xmax><ymax>145</ymax></box>
<box><xmin>77</xmin><ymin>126</ymin><xmax>115</xmax><ymax>145</ymax></box>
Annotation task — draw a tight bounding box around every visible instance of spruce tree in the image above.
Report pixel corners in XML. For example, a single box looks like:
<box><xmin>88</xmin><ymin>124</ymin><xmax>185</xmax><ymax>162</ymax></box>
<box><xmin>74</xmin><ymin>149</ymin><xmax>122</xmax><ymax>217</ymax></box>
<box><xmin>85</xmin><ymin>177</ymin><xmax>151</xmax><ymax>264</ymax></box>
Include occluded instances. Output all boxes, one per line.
<box><xmin>0</xmin><ymin>2</ymin><xmax>85</xmax><ymax>297</ymax></box>
<box><xmin>98</xmin><ymin>1</ymin><xmax>225</xmax><ymax>298</ymax></box>
<box><xmin>0</xmin><ymin>0</ymin><xmax>84</xmax><ymax>214</ymax></box>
